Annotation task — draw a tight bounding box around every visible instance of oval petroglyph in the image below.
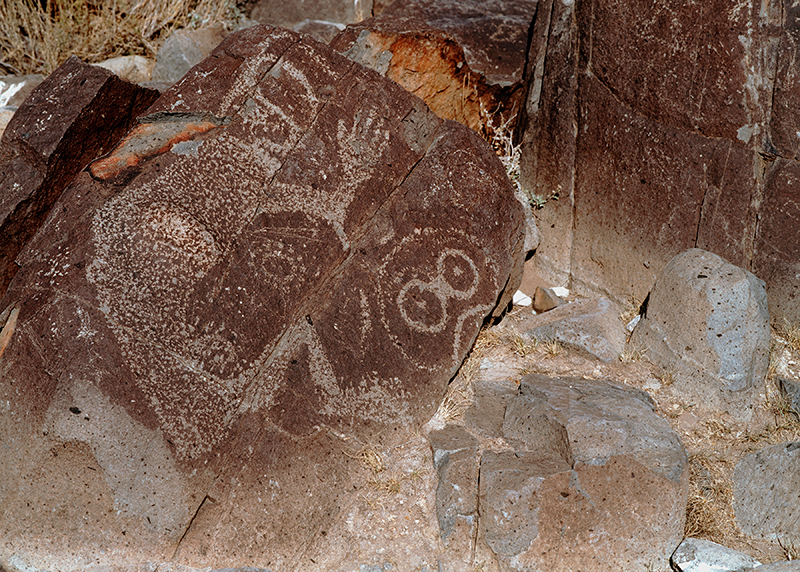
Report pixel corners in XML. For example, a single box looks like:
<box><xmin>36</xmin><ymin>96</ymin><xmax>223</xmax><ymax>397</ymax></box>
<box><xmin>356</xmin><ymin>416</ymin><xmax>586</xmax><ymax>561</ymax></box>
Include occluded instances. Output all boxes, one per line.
<box><xmin>379</xmin><ymin>229</ymin><xmax>497</xmax><ymax>368</ymax></box>
<box><xmin>397</xmin><ymin>249</ymin><xmax>479</xmax><ymax>333</ymax></box>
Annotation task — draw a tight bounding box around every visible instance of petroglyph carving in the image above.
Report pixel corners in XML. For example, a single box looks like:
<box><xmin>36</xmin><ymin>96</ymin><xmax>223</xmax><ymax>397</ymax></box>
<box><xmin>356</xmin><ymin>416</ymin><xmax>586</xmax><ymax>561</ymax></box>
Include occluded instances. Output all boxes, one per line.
<box><xmin>398</xmin><ymin>248</ymin><xmax>479</xmax><ymax>333</ymax></box>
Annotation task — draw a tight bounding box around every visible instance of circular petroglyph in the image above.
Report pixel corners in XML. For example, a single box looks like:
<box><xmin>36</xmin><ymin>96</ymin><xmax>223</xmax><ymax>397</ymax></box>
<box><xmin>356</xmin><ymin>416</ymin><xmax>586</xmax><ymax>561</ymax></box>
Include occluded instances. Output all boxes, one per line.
<box><xmin>378</xmin><ymin>229</ymin><xmax>496</xmax><ymax>369</ymax></box>
<box><xmin>396</xmin><ymin>249</ymin><xmax>479</xmax><ymax>334</ymax></box>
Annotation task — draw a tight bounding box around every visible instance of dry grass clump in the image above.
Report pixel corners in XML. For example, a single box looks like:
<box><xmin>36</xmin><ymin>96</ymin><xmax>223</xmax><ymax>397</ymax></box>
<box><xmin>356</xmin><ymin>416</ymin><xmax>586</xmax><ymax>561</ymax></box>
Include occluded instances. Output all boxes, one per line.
<box><xmin>684</xmin><ymin>453</ymin><xmax>735</xmax><ymax>541</ymax></box>
<box><xmin>0</xmin><ymin>0</ymin><xmax>239</xmax><ymax>76</ymax></box>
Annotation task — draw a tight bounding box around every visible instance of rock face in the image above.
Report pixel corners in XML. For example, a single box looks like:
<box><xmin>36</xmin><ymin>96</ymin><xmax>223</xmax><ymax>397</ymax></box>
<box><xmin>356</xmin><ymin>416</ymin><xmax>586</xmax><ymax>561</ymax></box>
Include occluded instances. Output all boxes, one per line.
<box><xmin>451</xmin><ymin>374</ymin><xmax>688</xmax><ymax>572</ymax></box>
<box><xmin>520</xmin><ymin>297</ymin><xmax>626</xmax><ymax>362</ymax></box>
<box><xmin>518</xmin><ymin>0</ymin><xmax>800</xmax><ymax>324</ymax></box>
<box><xmin>0</xmin><ymin>56</ymin><xmax>159</xmax><ymax>299</ymax></box>
<box><xmin>733</xmin><ymin>442</ymin><xmax>800</xmax><ymax>544</ymax></box>
<box><xmin>331</xmin><ymin>0</ymin><xmax>534</xmax><ymax>135</ymax></box>
<box><xmin>671</xmin><ymin>537</ymin><xmax>762</xmax><ymax>572</ymax></box>
<box><xmin>630</xmin><ymin>249</ymin><xmax>770</xmax><ymax>421</ymax></box>
<box><xmin>0</xmin><ymin>25</ymin><xmax>524</xmax><ymax>570</ymax></box>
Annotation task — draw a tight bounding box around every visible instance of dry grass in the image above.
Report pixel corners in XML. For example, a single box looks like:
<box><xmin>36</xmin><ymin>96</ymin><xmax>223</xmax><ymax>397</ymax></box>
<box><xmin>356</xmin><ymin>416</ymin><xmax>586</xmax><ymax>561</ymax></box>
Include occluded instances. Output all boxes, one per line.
<box><xmin>0</xmin><ymin>0</ymin><xmax>240</xmax><ymax>76</ymax></box>
<box><xmin>684</xmin><ymin>453</ymin><xmax>735</xmax><ymax>541</ymax></box>
<box><xmin>619</xmin><ymin>346</ymin><xmax>646</xmax><ymax>364</ymax></box>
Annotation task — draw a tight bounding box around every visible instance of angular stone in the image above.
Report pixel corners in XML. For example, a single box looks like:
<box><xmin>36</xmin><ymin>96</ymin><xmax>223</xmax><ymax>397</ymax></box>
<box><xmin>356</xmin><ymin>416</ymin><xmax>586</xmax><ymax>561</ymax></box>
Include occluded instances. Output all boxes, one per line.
<box><xmin>733</xmin><ymin>442</ymin><xmax>800</xmax><ymax>544</ymax></box>
<box><xmin>250</xmin><ymin>0</ymin><xmax>372</xmax><ymax>30</ymax></box>
<box><xmin>520</xmin><ymin>297</ymin><xmax>627</xmax><ymax>362</ymax></box>
<box><xmin>779</xmin><ymin>377</ymin><xmax>800</xmax><ymax>418</ymax></box>
<box><xmin>753</xmin><ymin>562</ymin><xmax>800</xmax><ymax>571</ymax></box>
<box><xmin>631</xmin><ymin>249</ymin><xmax>770</xmax><ymax>421</ymax></box>
<box><xmin>532</xmin><ymin>285</ymin><xmax>562</xmax><ymax>313</ymax></box>
<box><xmin>428</xmin><ymin>425</ymin><xmax>479</xmax><ymax>545</ymax></box>
<box><xmin>0</xmin><ymin>56</ymin><xmax>159</xmax><ymax>299</ymax></box>
<box><xmin>94</xmin><ymin>55</ymin><xmax>155</xmax><ymax>84</ymax></box>
<box><xmin>0</xmin><ymin>25</ymin><xmax>524</xmax><ymax>570</ymax></box>
<box><xmin>0</xmin><ymin>74</ymin><xmax>45</xmax><ymax>107</ymax></box>
<box><xmin>478</xmin><ymin>375</ymin><xmax>688</xmax><ymax>572</ymax></box>
<box><xmin>670</xmin><ymin>537</ymin><xmax>762</xmax><ymax>572</ymax></box>
<box><xmin>331</xmin><ymin>0</ymin><xmax>534</xmax><ymax>134</ymax></box>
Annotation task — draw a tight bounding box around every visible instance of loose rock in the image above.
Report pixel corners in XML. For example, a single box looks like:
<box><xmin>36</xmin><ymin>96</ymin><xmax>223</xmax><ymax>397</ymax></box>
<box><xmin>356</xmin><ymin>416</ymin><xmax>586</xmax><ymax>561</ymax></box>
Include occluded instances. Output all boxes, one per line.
<box><xmin>630</xmin><ymin>249</ymin><xmax>770</xmax><ymax>421</ymax></box>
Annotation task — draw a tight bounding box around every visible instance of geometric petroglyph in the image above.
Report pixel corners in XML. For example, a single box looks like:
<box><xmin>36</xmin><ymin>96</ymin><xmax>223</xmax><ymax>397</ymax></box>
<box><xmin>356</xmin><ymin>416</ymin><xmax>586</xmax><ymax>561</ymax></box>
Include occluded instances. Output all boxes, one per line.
<box><xmin>398</xmin><ymin>248</ymin><xmax>479</xmax><ymax>334</ymax></box>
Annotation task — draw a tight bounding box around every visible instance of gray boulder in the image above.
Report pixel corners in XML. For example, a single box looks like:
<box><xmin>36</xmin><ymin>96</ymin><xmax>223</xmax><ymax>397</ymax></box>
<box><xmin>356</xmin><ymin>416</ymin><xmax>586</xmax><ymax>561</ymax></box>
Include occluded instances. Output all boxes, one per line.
<box><xmin>630</xmin><ymin>249</ymin><xmax>770</xmax><ymax>421</ymax></box>
<box><xmin>151</xmin><ymin>24</ymin><xmax>228</xmax><ymax>85</ymax></box>
<box><xmin>733</xmin><ymin>442</ymin><xmax>800</xmax><ymax>544</ymax></box>
<box><xmin>477</xmin><ymin>375</ymin><xmax>688</xmax><ymax>572</ymax></box>
<box><xmin>519</xmin><ymin>297</ymin><xmax>627</xmax><ymax>362</ymax></box>
<box><xmin>671</xmin><ymin>537</ymin><xmax>762</xmax><ymax>572</ymax></box>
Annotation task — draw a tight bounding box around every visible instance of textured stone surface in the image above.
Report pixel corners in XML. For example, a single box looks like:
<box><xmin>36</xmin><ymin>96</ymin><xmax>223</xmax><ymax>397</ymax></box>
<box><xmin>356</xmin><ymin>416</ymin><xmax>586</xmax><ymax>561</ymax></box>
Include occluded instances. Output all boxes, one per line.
<box><xmin>331</xmin><ymin>0</ymin><xmax>534</xmax><ymax>135</ymax></box>
<box><xmin>733</xmin><ymin>442</ymin><xmax>800</xmax><ymax>544</ymax></box>
<box><xmin>0</xmin><ymin>56</ymin><xmax>159</xmax><ymax>299</ymax></box>
<box><xmin>779</xmin><ymin>377</ymin><xmax>800</xmax><ymax>418</ymax></box>
<box><xmin>630</xmin><ymin>249</ymin><xmax>770</xmax><ymax>421</ymax></box>
<box><xmin>151</xmin><ymin>25</ymin><xmax>229</xmax><ymax>84</ymax></box>
<box><xmin>0</xmin><ymin>25</ymin><xmax>524</xmax><ymax>570</ymax></box>
<box><xmin>0</xmin><ymin>74</ymin><xmax>45</xmax><ymax>107</ymax></box>
<box><xmin>516</xmin><ymin>0</ymin><xmax>800</xmax><ymax>324</ymax></box>
<box><xmin>671</xmin><ymin>537</ymin><xmax>762</xmax><ymax>572</ymax></box>
<box><xmin>520</xmin><ymin>297</ymin><xmax>626</xmax><ymax>362</ymax></box>
<box><xmin>476</xmin><ymin>375</ymin><xmax>688</xmax><ymax>572</ymax></box>
<box><xmin>250</xmin><ymin>0</ymin><xmax>372</xmax><ymax>30</ymax></box>
<box><xmin>94</xmin><ymin>56</ymin><xmax>155</xmax><ymax>84</ymax></box>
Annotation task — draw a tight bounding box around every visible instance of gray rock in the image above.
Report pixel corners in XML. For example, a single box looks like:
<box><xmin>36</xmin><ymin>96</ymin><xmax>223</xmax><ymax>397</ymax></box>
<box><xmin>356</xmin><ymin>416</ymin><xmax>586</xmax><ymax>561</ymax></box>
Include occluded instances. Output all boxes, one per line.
<box><xmin>428</xmin><ymin>425</ymin><xmax>479</xmax><ymax>544</ymax></box>
<box><xmin>753</xmin><ymin>563</ymin><xmax>800</xmax><ymax>571</ymax></box>
<box><xmin>630</xmin><ymin>248</ymin><xmax>770</xmax><ymax>421</ymax></box>
<box><xmin>779</xmin><ymin>377</ymin><xmax>800</xmax><ymax>418</ymax></box>
<box><xmin>733</xmin><ymin>442</ymin><xmax>800</xmax><ymax>544</ymax></box>
<box><xmin>293</xmin><ymin>19</ymin><xmax>346</xmax><ymax>43</ymax></box>
<box><xmin>670</xmin><ymin>537</ymin><xmax>762</xmax><ymax>572</ymax></box>
<box><xmin>250</xmin><ymin>0</ymin><xmax>372</xmax><ymax>30</ymax></box>
<box><xmin>463</xmin><ymin>376</ymin><xmax>518</xmax><ymax>438</ymax></box>
<box><xmin>477</xmin><ymin>375</ymin><xmax>688</xmax><ymax>571</ymax></box>
<box><xmin>94</xmin><ymin>55</ymin><xmax>154</xmax><ymax>83</ymax></box>
<box><xmin>519</xmin><ymin>297</ymin><xmax>626</xmax><ymax>362</ymax></box>
<box><xmin>151</xmin><ymin>24</ymin><xmax>228</xmax><ymax>84</ymax></box>
<box><xmin>0</xmin><ymin>74</ymin><xmax>45</xmax><ymax>107</ymax></box>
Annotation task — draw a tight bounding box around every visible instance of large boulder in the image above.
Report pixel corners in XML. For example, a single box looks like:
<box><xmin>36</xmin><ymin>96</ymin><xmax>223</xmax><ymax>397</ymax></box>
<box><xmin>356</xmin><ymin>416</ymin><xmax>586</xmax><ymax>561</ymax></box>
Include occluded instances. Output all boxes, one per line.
<box><xmin>517</xmin><ymin>0</ymin><xmax>800</xmax><ymax>324</ymax></box>
<box><xmin>0</xmin><ymin>25</ymin><xmax>524</xmax><ymax>570</ymax></box>
<box><xmin>455</xmin><ymin>374</ymin><xmax>688</xmax><ymax>572</ymax></box>
<box><xmin>0</xmin><ymin>56</ymin><xmax>159</xmax><ymax>299</ymax></box>
<box><xmin>630</xmin><ymin>249</ymin><xmax>770</xmax><ymax>421</ymax></box>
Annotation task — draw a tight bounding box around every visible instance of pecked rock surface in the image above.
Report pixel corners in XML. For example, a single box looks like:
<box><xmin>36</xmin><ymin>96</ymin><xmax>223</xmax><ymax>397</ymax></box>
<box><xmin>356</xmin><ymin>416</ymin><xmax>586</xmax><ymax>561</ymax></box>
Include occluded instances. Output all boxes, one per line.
<box><xmin>0</xmin><ymin>56</ymin><xmax>159</xmax><ymax>299</ymax></box>
<box><xmin>0</xmin><ymin>25</ymin><xmax>524</xmax><ymax>570</ymax></box>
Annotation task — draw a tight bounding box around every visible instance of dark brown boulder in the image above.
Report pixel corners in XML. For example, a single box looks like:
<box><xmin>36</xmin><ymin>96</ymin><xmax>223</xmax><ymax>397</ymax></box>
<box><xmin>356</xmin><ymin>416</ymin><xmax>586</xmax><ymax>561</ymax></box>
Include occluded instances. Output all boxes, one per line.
<box><xmin>0</xmin><ymin>25</ymin><xmax>524</xmax><ymax>569</ymax></box>
<box><xmin>0</xmin><ymin>56</ymin><xmax>159</xmax><ymax>299</ymax></box>
<box><xmin>331</xmin><ymin>0</ymin><xmax>535</xmax><ymax>135</ymax></box>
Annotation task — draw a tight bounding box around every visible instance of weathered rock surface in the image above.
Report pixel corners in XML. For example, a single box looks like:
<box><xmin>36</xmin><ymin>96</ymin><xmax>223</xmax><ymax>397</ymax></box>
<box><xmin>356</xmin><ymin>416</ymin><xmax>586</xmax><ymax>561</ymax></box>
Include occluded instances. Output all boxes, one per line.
<box><xmin>94</xmin><ymin>55</ymin><xmax>155</xmax><ymax>84</ymax></box>
<box><xmin>470</xmin><ymin>375</ymin><xmax>688</xmax><ymax>572</ymax></box>
<box><xmin>331</xmin><ymin>0</ymin><xmax>534</xmax><ymax>135</ymax></box>
<box><xmin>671</xmin><ymin>537</ymin><xmax>763</xmax><ymax>572</ymax></box>
<box><xmin>151</xmin><ymin>24</ymin><xmax>229</xmax><ymax>85</ymax></box>
<box><xmin>517</xmin><ymin>0</ymin><xmax>800</xmax><ymax>324</ymax></box>
<box><xmin>532</xmin><ymin>285</ymin><xmax>563</xmax><ymax>313</ymax></box>
<box><xmin>0</xmin><ymin>24</ymin><xmax>524</xmax><ymax>570</ymax></box>
<box><xmin>733</xmin><ymin>442</ymin><xmax>800</xmax><ymax>544</ymax></box>
<box><xmin>630</xmin><ymin>249</ymin><xmax>770</xmax><ymax>421</ymax></box>
<box><xmin>520</xmin><ymin>297</ymin><xmax>626</xmax><ymax>362</ymax></box>
<box><xmin>0</xmin><ymin>74</ymin><xmax>45</xmax><ymax>107</ymax></box>
<box><xmin>250</xmin><ymin>0</ymin><xmax>372</xmax><ymax>30</ymax></box>
<box><xmin>0</xmin><ymin>56</ymin><xmax>159</xmax><ymax>299</ymax></box>
<box><xmin>779</xmin><ymin>377</ymin><xmax>800</xmax><ymax>418</ymax></box>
